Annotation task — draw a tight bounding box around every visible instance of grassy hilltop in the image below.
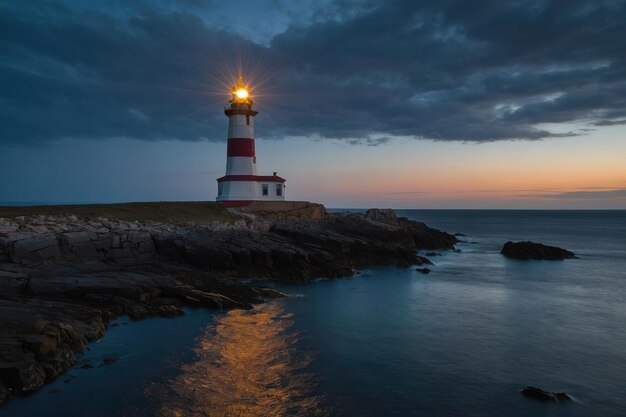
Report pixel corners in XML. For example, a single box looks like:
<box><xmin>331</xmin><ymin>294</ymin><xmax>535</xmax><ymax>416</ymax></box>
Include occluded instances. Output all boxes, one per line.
<box><xmin>0</xmin><ymin>201</ymin><xmax>235</xmax><ymax>224</ymax></box>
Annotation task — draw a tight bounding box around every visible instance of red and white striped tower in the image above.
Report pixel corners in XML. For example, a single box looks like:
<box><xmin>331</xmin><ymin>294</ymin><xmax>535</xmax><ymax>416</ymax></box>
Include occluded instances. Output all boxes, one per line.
<box><xmin>216</xmin><ymin>79</ymin><xmax>286</xmax><ymax>206</ymax></box>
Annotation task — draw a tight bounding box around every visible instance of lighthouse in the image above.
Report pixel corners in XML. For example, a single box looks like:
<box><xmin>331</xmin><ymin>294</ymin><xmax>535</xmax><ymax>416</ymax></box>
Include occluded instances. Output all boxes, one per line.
<box><xmin>216</xmin><ymin>79</ymin><xmax>286</xmax><ymax>206</ymax></box>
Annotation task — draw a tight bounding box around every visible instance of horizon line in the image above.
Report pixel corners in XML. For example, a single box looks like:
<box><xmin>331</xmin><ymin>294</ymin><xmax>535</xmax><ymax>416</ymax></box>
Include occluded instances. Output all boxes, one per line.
<box><xmin>1</xmin><ymin>201</ymin><xmax>625</xmax><ymax>211</ymax></box>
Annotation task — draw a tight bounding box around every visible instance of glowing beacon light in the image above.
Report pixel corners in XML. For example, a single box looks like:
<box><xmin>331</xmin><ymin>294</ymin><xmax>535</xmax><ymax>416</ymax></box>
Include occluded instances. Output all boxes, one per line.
<box><xmin>235</xmin><ymin>88</ymin><xmax>249</xmax><ymax>100</ymax></box>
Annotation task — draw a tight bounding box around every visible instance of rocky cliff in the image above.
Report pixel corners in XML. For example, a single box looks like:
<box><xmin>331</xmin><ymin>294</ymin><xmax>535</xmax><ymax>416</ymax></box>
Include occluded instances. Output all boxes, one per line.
<box><xmin>0</xmin><ymin>206</ymin><xmax>456</xmax><ymax>404</ymax></box>
<box><xmin>0</xmin><ymin>208</ymin><xmax>456</xmax><ymax>282</ymax></box>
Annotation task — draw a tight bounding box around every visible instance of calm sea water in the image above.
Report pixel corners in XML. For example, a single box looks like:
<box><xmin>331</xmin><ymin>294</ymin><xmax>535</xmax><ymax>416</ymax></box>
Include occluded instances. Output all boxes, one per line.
<box><xmin>2</xmin><ymin>210</ymin><xmax>625</xmax><ymax>416</ymax></box>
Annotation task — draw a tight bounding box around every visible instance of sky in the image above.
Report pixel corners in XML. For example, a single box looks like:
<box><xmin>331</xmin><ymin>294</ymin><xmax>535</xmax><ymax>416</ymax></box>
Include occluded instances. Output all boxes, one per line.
<box><xmin>1</xmin><ymin>0</ymin><xmax>626</xmax><ymax>209</ymax></box>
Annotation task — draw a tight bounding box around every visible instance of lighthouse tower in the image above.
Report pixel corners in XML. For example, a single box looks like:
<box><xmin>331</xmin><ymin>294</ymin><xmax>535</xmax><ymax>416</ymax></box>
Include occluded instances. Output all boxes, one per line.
<box><xmin>216</xmin><ymin>79</ymin><xmax>286</xmax><ymax>206</ymax></box>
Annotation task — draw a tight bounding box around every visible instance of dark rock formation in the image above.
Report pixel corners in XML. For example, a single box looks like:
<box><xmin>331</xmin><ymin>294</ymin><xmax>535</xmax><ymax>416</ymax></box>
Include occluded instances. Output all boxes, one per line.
<box><xmin>100</xmin><ymin>357</ymin><xmax>117</xmax><ymax>366</ymax></box>
<box><xmin>415</xmin><ymin>256</ymin><xmax>434</xmax><ymax>266</ymax></box>
<box><xmin>0</xmin><ymin>210</ymin><xmax>455</xmax><ymax>279</ymax></box>
<box><xmin>180</xmin><ymin>211</ymin><xmax>453</xmax><ymax>280</ymax></box>
<box><xmin>0</xmin><ymin>207</ymin><xmax>457</xmax><ymax>405</ymax></box>
<box><xmin>364</xmin><ymin>208</ymin><xmax>397</xmax><ymax>223</ymax></box>
<box><xmin>0</xmin><ymin>269</ymin><xmax>281</xmax><ymax>403</ymax></box>
<box><xmin>521</xmin><ymin>386</ymin><xmax>572</xmax><ymax>401</ymax></box>
<box><xmin>501</xmin><ymin>241</ymin><xmax>576</xmax><ymax>260</ymax></box>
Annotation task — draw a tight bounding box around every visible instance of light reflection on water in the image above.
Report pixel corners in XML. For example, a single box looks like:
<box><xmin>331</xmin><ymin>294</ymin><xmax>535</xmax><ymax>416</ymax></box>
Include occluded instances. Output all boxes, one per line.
<box><xmin>151</xmin><ymin>301</ymin><xmax>326</xmax><ymax>417</ymax></box>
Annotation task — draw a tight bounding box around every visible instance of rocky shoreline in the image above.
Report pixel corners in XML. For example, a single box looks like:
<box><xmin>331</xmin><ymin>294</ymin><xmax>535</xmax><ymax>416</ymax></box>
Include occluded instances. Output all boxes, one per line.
<box><xmin>0</xmin><ymin>206</ymin><xmax>457</xmax><ymax>405</ymax></box>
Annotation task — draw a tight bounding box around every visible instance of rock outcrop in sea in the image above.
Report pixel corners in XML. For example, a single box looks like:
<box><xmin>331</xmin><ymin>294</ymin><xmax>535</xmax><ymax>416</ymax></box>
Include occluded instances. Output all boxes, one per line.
<box><xmin>501</xmin><ymin>241</ymin><xmax>576</xmax><ymax>260</ymax></box>
<box><xmin>0</xmin><ymin>204</ymin><xmax>456</xmax><ymax>404</ymax></box>
<box><xmin>521</xmin><ymin>386</ymin><xmax>571</xmax><ymax>402</ymax></box>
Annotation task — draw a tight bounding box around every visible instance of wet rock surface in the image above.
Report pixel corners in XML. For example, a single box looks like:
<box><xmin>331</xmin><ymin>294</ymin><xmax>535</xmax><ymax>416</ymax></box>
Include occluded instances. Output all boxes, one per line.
<box><xmin>0</xmin><ymin>269</ymin><xmax>282</xmax><ymax>404</ymax></box>
<box><xmin>0</xmin><ymin>207</ymin><xmax>456</xmax><ymax>405</ymax></box>
<box><xmin>501</xmin><ymin>241</ymin><xmax>576</xmax><ymax>260</ymax></box>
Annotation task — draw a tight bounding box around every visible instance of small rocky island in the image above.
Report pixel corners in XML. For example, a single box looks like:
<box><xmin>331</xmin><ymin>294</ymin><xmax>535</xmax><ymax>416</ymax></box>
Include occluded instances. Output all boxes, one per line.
<box><xmin>0</xmin><ymin>201</ymin><xmax>456</xmax><ymax>405</ymax></box>
<box><xmin>501</xmin><ymin>241</ymin><xmax>576</xmax><ymax>260</ymax></box>
<box><xmin>521</xmin><ymin>386</ymin><xmax>571</xmax><ymax>402</ymax></box>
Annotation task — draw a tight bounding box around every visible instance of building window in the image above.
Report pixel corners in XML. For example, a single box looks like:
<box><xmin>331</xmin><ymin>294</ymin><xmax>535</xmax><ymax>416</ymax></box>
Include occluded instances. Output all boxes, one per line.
<box><xmin>218</xmin><ymin>183</ymin><xmax>223</xmax><ymax>196</ymax></box>
<box><xmin>262</xmin><ymin>184</ymin><xmax>268</xmax><ymax>196</ymax></box>
<box><xmin>276</xmin><ymin>184</ymin><xmax>282</xmax><ymax>196</ymax></box>
<box><xmin>246</xmin><ymin>115</ymin><xmax>250</xmax><ymax>125</ymax></box>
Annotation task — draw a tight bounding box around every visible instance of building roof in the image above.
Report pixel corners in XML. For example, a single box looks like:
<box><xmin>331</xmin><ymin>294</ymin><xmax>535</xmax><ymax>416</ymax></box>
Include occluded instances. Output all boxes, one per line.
<box><xmin>217</xmin><ymin>174</ymin><xmax>286</xmax><ymax>183</ymax></box>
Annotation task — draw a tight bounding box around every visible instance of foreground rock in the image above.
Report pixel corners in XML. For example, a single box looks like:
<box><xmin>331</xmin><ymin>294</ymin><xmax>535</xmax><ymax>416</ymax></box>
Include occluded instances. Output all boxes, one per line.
<box><xmin>501</xmin><ymin>241</ymin><xmax>576</xmax><ymax>260</ymax></box>
<box><xmin>0</xmin><ymin>207</ymin><xmax>457</xmax><ymax>404</ymax></box>
<box><xmin>521</xmin><ymin>386</ymin><xmax>571</xmax><ymax>401</ymax></box>
<box><xmin>0</xmin><ymin>269</ymin><xmax>281</xmax><ymax>403</ymax></box>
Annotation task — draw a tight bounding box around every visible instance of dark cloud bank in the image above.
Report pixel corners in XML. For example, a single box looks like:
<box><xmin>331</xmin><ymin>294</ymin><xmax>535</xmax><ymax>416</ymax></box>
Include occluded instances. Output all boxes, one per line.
<box><xmin>2</xmin><ymin>0</ymin><xmax>626</xmax><ymax>146</ymax></box>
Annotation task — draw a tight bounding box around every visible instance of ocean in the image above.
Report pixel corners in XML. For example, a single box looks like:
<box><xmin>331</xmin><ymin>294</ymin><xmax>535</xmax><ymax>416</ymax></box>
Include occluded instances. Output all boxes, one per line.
<box><xmin>2</xmin><ymin>210</ymin><xmax>625</xmax><ymax>416</ymax></box>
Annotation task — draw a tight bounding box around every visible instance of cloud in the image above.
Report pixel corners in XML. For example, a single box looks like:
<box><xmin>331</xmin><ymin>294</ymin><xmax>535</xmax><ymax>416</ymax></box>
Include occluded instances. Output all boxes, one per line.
<box><xmin>2</xmin><ymin>0</ymin><xmax>626</xmax><ymax>146</ymax></box>
<box><xmin>346</xmin><ymin>137</ymin><xmax>390</xmax><ymax>146</ymax></box>
<box><xmin>128</xmin><ymin>108</ymin><xmax>150</xmax><ymax>122</ymax></box>
<box><xmin>592</xmin><ymin>119</ymin><xmax>626</xmax><ymax>126</ymax></box>
<box><xmin>525</xmin><ymin>189</ymin><xmax>626</xmax><ymax>199</ymax></box>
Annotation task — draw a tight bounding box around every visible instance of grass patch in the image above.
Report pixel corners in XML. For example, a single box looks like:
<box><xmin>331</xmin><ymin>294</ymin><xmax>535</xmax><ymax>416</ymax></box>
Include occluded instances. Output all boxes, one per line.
<box><xmin>0</xmin><ymin>201</ymin><xmax>235</xmax><ymax>224</ymax></box>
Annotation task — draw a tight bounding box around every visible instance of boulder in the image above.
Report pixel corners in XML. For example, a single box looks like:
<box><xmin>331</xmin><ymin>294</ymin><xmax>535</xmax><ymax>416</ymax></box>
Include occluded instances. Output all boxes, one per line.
<box><xmin>521</xmin><ymin>386</ymin><xmax>571</xmax><ymax>401</ymax></box>
<box><xmin>100</xmin><ymin>356</ymin><xmax>117</xmax><ymax>366</ymax></box>
<box><xmin>13</xmin><ymin>235</ymin><xmax>58</xmax><ymax>256</ymax></box>
<box><xmin>62</xmin><ymin>231</ymin><xmax>90</xmax><ymax>246</ymax></box>
<box><xmin>0</xmin><ymin>359</ymin><xmax>47</xmax><ymax>392</ymax></box>
<box><xmin>25</xmin><ymin>225</ymin><xmax>49</xmax><ymax>234</ymax></box>
<box><xmin>129</xmin><ymin>231</ymin><xmax>152</xmax><ymax>245</ymax></box>
<box><xmin>12</xmin><ymin>235</ymin><xmax>61</xmax><ymax>265</ymax></box>
<box><xmin>0</xmin><ymin>224</ymin><xmax>18</xmax><ymax>237</ymax></box>
<box><xmin>501</xmin><ymin>241</ymin><xmax>576</xmax><ymax>260</ymax></box>
<box><xmin>71</xmin><ymin>241</ymin><xmax>99</xmax><ymax>258</ymax></box>
<box><xmin>364</xmin><ymin>208</ymin><xmax>397</xmax><ymax>223</ymax></box>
